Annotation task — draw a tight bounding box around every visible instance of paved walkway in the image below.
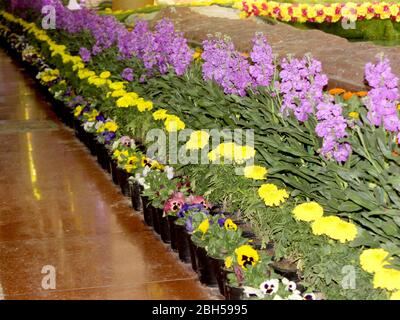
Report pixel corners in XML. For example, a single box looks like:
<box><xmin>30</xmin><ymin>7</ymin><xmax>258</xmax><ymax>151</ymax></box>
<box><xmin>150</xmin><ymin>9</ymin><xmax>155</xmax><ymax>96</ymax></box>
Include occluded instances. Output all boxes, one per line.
<box><xmin>0</xmin><ymin>48</ymin><xmax>214</xmax><ymax>300</ymax></box>
<box><xmin>147</xmin><ymin>6</ymin><xmax>400</xmax><ymax>91</ymax></box>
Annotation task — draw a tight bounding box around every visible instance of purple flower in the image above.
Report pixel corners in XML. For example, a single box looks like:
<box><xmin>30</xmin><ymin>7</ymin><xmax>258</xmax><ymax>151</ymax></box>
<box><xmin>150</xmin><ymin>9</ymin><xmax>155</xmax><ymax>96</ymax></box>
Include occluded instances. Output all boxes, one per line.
<box><xmin>79</xmin><ymin>47</ymin><xmax>91</xmax><ymax>63</ymax></box>
<box><xmin>185</xmin><ymin>216</ymin><xmax>193</xmax><ymax>233</ymax></box>
<box><xmin>278</xmin><ymin>55</ymin><xmax>328</xmax><ymax>122</ymax></box>
<box><xmin>217</xmin><ymin>217</ymin><xmax>226</xmax><ymax>227</ymax></box>
<box><xmin>315</xmin><ymin>96</ymin><xmax>351</xmax><ymax>162</ymax></box>
<box><xmin>249</xmin><ymin>33</ymin><xmax>275</xmax><ymax>87</ymax></box>
<box><xmin>121</xmin><ymin>68</ymin><xmax>134</xmax><ymax>81</ymax></box>
<box><xmin>202</xmin><ymin>35</ymin><xmax>252</xmax><ymax>96</ymax></box>
<box><xmin>101</xmin><ymin>131</ymin><xmax>116</xmax><ymax>144</ymax></box>
<box><xmin>364</xmin><ymin>55</ymin><xmax>400</xmax><ymax>133</ymax></box>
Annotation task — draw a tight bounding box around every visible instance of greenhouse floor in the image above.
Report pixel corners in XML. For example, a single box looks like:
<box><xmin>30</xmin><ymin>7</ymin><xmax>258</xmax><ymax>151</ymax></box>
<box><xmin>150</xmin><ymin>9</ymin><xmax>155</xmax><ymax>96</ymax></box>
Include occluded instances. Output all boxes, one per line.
<box><xmin>0</xmin><ymin>49</ymin><xmax>214</xmax><ymax>300</ymax></box>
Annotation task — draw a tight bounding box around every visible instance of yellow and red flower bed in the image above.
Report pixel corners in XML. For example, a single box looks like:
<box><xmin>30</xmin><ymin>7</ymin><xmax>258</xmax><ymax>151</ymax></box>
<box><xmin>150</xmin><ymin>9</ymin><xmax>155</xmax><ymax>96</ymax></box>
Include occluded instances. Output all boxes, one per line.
<box><xmin>235</xmin><ymin>1</ymin><xmax>400</xmax><ymax>23</ymax></box>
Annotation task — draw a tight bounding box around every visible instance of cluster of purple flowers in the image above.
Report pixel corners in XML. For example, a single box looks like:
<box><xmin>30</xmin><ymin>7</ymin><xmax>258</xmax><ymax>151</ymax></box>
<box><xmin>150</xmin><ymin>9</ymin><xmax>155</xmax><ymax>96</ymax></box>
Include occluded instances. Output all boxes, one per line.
<box><xmin>315</xmin><ymin>97</ymin><xmax>351</xmax><ymax>162</ymax></box>
<box><xmin>121</xmin><ymin>19</ymin><xmax>193</xmax><ymax>76</ymax></box>
<box><xmin>249</xmin><ymin>32</ymin><xmax>275</xmax><ymax>88</ymax></box>
<box><xmin>121</xmin><ymin>68</ymin><xmax>134</xmax><ymax>82</ymax></box>
<box><xmin>202</xmin><ymin>36</ymin><xmax>252</xmax><ymax>96</ymax></box>
<box><xmin>364</xmin><ymin>56</ymin><xmax>400</xmax><ymax>134</ymax></box>
<box><xmin>201</xmin><ymin>33</ymin><xmax>275</xmax><ymax>96</ymax></box>
<box><xmin>278</xmin><ymin>55</ymin><xmax>328</xmax><ymax>122</ymax></box>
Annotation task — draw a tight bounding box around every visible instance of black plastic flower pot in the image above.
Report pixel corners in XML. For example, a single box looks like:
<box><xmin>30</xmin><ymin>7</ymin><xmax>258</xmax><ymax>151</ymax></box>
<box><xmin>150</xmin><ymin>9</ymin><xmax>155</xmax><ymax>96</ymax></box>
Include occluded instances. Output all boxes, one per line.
<box><xmin>130</xmin><ymin>181</ymin><xmax>142</xmax><ymax>211</ymax></box>
<box><xmin>95</xmin><ymin>142</ymin><xmax>110</xmax><ymax>172</ymax></box>
<box><xmin>167</xmin><ymin>215</ymin><xmax>178</xmax><ymax>252</ymax></box>
<box><xmin>73</xmin><ymin>118</ymin><xmax>83</xmax><ymax>141</ymax></box>
<box><xmin>141</xmin><ymin>196</ymin><xmax>153</xmax><ymax>227</ymax></box>
<box><xmin>188</xmin><ymin>238</ymin><xmax>198</xmax><ymax>272</ymax></box>
<box><xmin>159</xmin><ymin>214</ymin><xmax>171</xmax><ymax>244</ymax></box>
<box><xmin>193</xmin><ymin>244</ymin><xmax>218</xmax><ymax>287</ymax></box>
<box><xmin>117</xmin><ymin>168</ymin><xmax>130</xmax><ymax>197</ymax></box>
<box><xmin>110</xmin><ymin>160</ymin><xmax>119</xmax><ymax>186</ymax></box>
<box><xmin>174</xmin><ymin>224</ymin><xmax>192</xmax><ymax>264</ymax></box>
<box><xmin>210</xmin><ymin>257</ymin><xmax>226</xmax><ymax>296</ymax></box>
<box><xmin>224</xmin><ymin>285</ymin><xmax>244</xmax><ymax>300</ymax></box>
<box><xmin>151</xmin><ymin>207</ymin><xmax>161</xmax><ymax>235</ymax></box>
<box><xmin>87</xmin><ymin>134</ymin><xmax>97</xmax><ymax>156</ymax></box>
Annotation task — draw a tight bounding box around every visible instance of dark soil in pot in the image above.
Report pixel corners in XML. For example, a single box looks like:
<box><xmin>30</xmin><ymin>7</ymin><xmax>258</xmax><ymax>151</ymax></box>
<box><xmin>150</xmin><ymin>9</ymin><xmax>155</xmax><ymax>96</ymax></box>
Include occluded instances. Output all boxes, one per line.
<box><xmin>271</xmin><ymin>258</ymin><xmax>300</xmax><ymax>282</ymax></box>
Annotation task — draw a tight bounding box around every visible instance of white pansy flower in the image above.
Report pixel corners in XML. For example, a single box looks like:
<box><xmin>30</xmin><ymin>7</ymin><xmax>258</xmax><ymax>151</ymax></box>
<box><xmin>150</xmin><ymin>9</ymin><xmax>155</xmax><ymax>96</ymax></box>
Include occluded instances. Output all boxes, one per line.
<box><xmin>282</xmin><ymin>277</ymin><xmax>298</xmax><ymax>293</ymax></box>
<box><xmin>288</xmin><ymin>291</ymin><xmax>303</xmax><ymax>300</ymax></box>
<box><xmin>259</xmin><ymin>279</ymin><xmax>279</xmax><ymax>295</ymax></box>
<box><xmin>303</xmin><ymin>293</ymin><xmax>316</xmax><ymax>300</ymax></box>
<box><xmin>243</xmin><ymin>286</ymin><xmax>264</xmax><ymax>299</ymax></box>
<box><xmin>143</xmin><ymin>166</ymin><xmax>151</xmax><ymax>177</ymax></box>
<box><xmin>83</xmin><ymin>121</ymin><xmax>95</xmax><ymax>131</ymax></box>
<box><xmin>95</xmin><ymin>121</ymin><xmax>104</xmax><ymax>131</ymax></box>
<box><xmin>165</xmin><ymin>166</ymin><xmax>174</xmax><ymax>180</ymax></box>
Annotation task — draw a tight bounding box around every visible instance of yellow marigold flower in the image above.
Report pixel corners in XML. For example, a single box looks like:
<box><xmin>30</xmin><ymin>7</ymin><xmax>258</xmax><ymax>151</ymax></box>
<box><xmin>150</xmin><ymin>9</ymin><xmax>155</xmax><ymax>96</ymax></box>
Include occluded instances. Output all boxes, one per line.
<box><xmin>224</xmin><ymin>218</ymin><xmax>238</xmax><ymax>231</ymax></box>
<box><xmin>390</xmin><ymin>291</ymin><xmax>400</xmax><ymax>300</ymax></box>
<box><xmin>116</xmin><ymin>93</ymin><xmax>137</xmax><ymax>108</ymax></box>
<box><xmin>109</xmin><ymin>81</ymin><xmax>125</xmax><ymax>91</ymax></box>
<box><xmin>111</xmin><ymin>89</ymin><xmax>127</xmax><ymax>98</ymax></box>
<box><xmin>243</xmin><ymin>165</ymin><xmax>267</xmax><ymax>180</ymax></box>
<box><xmin>235</xmin><ymin>245</ymin><xmax>259</xmax><ymax>270</ymax></box>
<box><xmin>104</xmin><ymin>121</ymin><xmax>118</xmax><ymax>132</ymax></box>
<box><xmin>292</xmin><ymin>202</ymin><xmax>324</xmax><ymax>222</ymax></box>
<box><xmin>72</xmin><ymin>62</ymin><xmax>85</xmax><ymax>71</ymax></box>
<box><xmin>185</xmin><ymin>130</ymin><xmax>210</xmax><ymax>150</ymax></box>
<box><xmin>360</xmin><ymin>248</ymin><xmax>391</xmax><ymax>274</ymax></box>
<box><xmin>136</xmin><ymin>98</ymin><xmax>153</xmax><ymax>112</ymax></box>
<box><xmin>99</xmin><ymin>71</ymin><xmax>111</xmax><ymax>79</ymax></box>
<box><xmin>237</xmin><ymin>146</ymin><xmax>256</xmax><ymax>164</ymax></box>
<box><xmin>198</xmin><ymin>219</ymin><xmax>209</xmax><ymax>234</ymax></box>
<box><xmin>225</xmin><ymin>256</ymin><xmax>233</xmax><ymax>269</ymax></box>
<box><xmin>74</xmin><ymin>106</ymin><xmax>83</xmax><ymax>118</ymax></box>
<box><xmin>164</xmin><ymin>115</ymin><xmax>185</xmax><ymax>132</ymax></box>
<box><xmin>373</xmin><ymin>267</ymin><xmax>400</xmax><ymax>291</ymax></box>
<box><xmin>258</xmin><ymin>183</ymin><xmax>289</xmax><ymax>207</ymax></box>
<box><xmin>153</xmin><ymin>109</ymin><xmax>169</xmax><ymax>120</ymax></box>
<box><xmin>349</xmin><ymin>111</ymin><xmax>359</xmax><ymax>120</ymax></box>
<box><xmin>77</xmin><ymin>69</ymin><xmax>95</xmax><ymax>79</ymax></box>
<box><xmin>311</xmin><ymin>216</ymin><xmax>358</xmax><ymax>243</ymax></box>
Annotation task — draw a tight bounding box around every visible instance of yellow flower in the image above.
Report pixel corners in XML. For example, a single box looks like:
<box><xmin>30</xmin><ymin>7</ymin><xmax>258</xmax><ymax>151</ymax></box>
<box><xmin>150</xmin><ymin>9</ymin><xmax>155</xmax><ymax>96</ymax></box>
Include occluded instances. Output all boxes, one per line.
<box><xmin>224</xmin><ymin>256</ymin><xmax>233</xmax><ymax>269</ymax></box>
<box><xmin>349</xmin><ymin>111</ymin><xmax>359</xmax><ymax>120</ymax></box>
<box><xmin>198</xmin><ymin>219</ymin><xmax>209</xmax><ymax>234</ymax></box>
<box><xmin>136</xmin><ymin>98</ymin><xmax>153</xmax><ymax>112</ymax></box>
<box><xmin>104</xmin><ymin>121</ymin><xmax>118</xmax><ymax>132</ymax></box>
<box><xmin>111</xmin><ymin>89</ymin><xmax>127</xmax><ymax>98</ymax></box>
<box><xmin>390</xmin><ymin>291</ymin><xmax>400</xmax><ymax>300</ymax></box>
<box><xmin>373</xmin><ymin>267</ymin><xmax>400</xmax><ymax>291</ymax></box>
<box><xmin>235</xmin><ymin>245</ymin><xmax>259</xmax><ymax>270</ymax></box>
<box><xmin>141</xmin><ymin>156</ymin><xmax>152</xmax><ymax>168</ymax></box>
<box><xmin>164</xmin><ymin>115</ymin><xmax>185</xmax><ymax>132</ymax></box>
<box><xmin>258</xmin><ymin>183</ymin><xmax>289</xmax><ymax>207</ymax></box>
<box><xmin>243</xmin><ymin>165</ymin><xmax>267</xmax><ymax>180</ymax></box>
<box><xmin>99</xmin><ymin>71</ymin><xmax>111</xmax><ymax>79</ymax></box>
<box><xmin>87</xmin><ymin>109</ymin><xmax>99</xmax><ymax>121</ymax></box>
<box><xmin>96</xmin><ymin>123</ymin><xmax>105</xmax><ymax>133</ymax></box>
<box><xmin>152</xmin><ymin>109</ymin><xmax>169</xmax><ymax>121</ymax></box>
<box><xmin>207</xmin><ymin>143</ymin><xmax>255</xmax><ymax>164</ymax></box>
<box><xmin>185</xmin><ymin>130</ymin><xmax>210</xmax><ymax>150</ymax></box>
<box><xmin>74</xmin><ymin>106</ymin><xmax>83</xmax><ymax>118</ymax></box>
<box><xmin>77</xmin><ymin>69</ymin><xmax>95</xmax><ymax>79</ymax></box>
<box><xmin>109</xmin><ymin>81</ymin><xmax>125</xmax><ymax>91</ymax></box>
<box><xmin>116</xmin><ymin>92</ymin><xmax>138</xmax><ymax>108</ymax></box>
<box><xmin>292</xmin><ymin>202</ymin><xmax>324</xmax><ymax>222</ymax></box>
<box><xmin>311</xmin><ymin>216</ymin><xmax>358</xmax><ymax>243</ymax></box>
<box><xmin>236</xmin><ymin>146</ymin><xmax>256</xmax><ymax>164</ymax></box>
<box><xmin>360</xmin><ymin>248</ymin><xmax>391</xmax><ymax>274</ymax></box>
<box><xmin>224</xmin><ymin>218</ymin><xmax>238</xmax><ymax>231</ymax></box>
<box><xmin>125</xmin><ymin>155</ymin><xmax>138</xmax><ymax>173</ymax></box>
